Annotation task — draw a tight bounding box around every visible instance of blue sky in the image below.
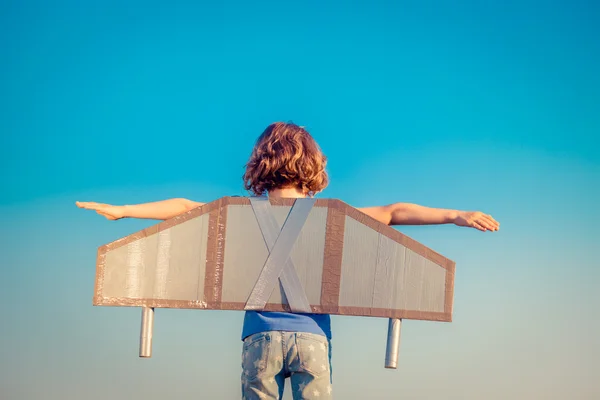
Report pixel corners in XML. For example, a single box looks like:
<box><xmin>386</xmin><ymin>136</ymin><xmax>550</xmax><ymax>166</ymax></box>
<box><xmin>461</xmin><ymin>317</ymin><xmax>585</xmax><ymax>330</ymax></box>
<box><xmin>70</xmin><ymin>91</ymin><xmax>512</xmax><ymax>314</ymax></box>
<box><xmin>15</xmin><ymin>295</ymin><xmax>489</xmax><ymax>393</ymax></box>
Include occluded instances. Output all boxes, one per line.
<box><xmin>1</xmin><ymin>1</ymin><xmax>598</xmax><ymax>399</ymax></box>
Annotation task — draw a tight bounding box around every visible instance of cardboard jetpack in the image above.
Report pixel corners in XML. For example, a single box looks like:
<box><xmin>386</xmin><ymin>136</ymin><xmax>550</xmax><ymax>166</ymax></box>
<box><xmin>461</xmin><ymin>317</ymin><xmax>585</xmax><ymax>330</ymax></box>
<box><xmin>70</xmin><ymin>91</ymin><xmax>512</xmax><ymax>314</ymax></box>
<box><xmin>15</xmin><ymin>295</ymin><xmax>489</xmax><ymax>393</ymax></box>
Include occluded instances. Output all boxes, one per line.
<box><xmin>93</xmin><ymin>196</ymin><xmax>456</xmax><ymax>369</ymax></box>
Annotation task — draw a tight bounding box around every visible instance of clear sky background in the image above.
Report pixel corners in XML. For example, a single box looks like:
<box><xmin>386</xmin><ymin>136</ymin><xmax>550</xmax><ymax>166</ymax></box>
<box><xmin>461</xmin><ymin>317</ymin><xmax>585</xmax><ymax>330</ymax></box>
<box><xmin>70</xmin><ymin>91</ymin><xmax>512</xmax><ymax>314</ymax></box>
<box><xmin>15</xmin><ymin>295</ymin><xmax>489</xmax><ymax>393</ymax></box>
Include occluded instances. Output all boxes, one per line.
<box><xmin>1</xmin><ymin>1</ymin><xmax>598</xmax><ymax>399</ymax></box>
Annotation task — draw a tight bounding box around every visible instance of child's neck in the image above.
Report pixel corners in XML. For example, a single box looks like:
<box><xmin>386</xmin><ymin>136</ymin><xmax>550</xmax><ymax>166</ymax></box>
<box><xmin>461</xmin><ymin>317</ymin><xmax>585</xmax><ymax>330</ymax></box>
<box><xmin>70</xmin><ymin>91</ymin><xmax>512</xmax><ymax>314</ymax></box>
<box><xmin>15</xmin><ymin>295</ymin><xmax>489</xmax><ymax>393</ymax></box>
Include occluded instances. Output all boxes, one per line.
<box><xmin>268</xmin><ymin>187</ymin><xmax>307</xmax><ymax>199</ymax></box>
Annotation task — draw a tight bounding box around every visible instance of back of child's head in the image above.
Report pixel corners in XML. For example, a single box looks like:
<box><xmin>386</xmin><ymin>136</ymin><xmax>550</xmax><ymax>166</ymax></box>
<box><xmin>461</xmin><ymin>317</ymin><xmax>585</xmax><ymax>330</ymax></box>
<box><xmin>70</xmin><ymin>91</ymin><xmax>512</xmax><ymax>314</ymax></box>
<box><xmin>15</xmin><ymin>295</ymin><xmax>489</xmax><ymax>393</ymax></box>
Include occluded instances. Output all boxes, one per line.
<box><xmin>243</xmin><ymin>122</ymin><xmax>329</xmax><ymax>197</ymax></box>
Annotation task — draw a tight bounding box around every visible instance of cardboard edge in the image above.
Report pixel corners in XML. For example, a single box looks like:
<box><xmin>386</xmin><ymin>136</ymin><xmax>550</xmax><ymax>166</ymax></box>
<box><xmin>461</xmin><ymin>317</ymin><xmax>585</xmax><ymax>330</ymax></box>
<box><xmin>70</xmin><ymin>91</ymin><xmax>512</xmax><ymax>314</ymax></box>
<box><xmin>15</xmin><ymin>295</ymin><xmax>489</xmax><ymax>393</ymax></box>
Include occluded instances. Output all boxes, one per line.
<box><xmin>444</xmin><ymin>260</ymin><xmax>456</xmax><ymax>321</ymax></box>
<box><xmin>94</xmin><ymin>297</ymin><xmax>210</xmax><ymax>308</ymax></box>
<box><xmin>92</xmin><ymin>246</ymin><xmax>107</xmax><ymax>306</ymax></box>
<box><xmin>92</xmin><ymin>298</ymin><xmax>451</xmax><ymax>322</ymax></box>
<box><xmin>227</xmin><ymin>196</ymin><xmax>330</xmax><ymax>207</ymax></box>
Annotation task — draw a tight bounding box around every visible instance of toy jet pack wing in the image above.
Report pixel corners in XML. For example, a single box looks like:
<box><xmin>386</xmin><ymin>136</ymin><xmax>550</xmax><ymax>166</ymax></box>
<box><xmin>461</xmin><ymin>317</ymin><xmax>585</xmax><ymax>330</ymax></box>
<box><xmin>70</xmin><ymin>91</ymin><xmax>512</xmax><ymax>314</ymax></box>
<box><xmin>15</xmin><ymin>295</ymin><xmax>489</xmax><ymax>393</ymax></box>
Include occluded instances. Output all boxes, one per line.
<box><xmin>93</xmin><ymin>196</ymin><xmax>455</xmax><ymax>368</ymax></box>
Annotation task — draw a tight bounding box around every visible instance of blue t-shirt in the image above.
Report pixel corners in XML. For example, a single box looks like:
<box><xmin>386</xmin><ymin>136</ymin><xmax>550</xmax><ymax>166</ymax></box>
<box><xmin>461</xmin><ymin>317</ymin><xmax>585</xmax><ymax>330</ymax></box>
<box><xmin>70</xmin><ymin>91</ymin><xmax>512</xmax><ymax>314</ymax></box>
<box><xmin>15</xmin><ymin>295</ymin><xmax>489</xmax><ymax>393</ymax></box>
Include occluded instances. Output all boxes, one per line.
<box><xmin>241</xmin><ymin>311</ymin><xmax>331</xmax><ymax>340</ymax></box>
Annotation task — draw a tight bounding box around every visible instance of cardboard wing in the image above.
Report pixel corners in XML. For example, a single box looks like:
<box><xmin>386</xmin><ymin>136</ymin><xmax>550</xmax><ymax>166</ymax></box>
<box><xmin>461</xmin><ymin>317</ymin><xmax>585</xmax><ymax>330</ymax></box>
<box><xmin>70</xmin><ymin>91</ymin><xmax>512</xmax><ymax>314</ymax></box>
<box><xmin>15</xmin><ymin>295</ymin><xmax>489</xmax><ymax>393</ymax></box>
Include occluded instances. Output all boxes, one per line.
<box><xmin>93</xmin><ymin>196</ymin><xmax>456</xmax><ymax>367</ymax></box>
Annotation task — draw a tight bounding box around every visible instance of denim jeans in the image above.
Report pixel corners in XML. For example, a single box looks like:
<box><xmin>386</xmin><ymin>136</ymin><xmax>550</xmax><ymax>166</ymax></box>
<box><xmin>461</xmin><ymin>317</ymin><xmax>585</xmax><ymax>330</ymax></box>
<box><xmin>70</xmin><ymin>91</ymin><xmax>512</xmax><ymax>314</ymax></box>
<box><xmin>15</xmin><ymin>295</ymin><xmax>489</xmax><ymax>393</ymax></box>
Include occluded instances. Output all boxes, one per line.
<box><xmin>241</xmin><ymin>331</ymin><xmax>333</xmax><ymax>400</ymax></box>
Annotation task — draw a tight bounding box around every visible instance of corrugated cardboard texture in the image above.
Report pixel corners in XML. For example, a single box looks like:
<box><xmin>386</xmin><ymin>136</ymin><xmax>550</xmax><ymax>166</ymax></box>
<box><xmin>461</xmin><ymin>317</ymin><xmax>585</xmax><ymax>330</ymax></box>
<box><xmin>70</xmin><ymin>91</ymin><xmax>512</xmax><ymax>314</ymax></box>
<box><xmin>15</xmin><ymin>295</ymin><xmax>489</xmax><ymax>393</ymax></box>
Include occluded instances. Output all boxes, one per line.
<box><xmin>94</xmin><ymin>197</ymin><xmax>456</xmax><ymax>322</ymax></box>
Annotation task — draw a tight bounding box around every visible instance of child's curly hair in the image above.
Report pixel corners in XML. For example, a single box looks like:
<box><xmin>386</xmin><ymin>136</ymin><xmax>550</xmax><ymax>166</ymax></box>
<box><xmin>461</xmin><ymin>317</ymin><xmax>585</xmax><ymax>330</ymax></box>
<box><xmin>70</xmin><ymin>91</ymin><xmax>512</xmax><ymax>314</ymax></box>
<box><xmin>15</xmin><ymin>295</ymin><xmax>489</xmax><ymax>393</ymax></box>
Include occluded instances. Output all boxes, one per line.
<box><xmin>243</xmin><ymin>122</ymin><xmax>329</xmax><ymax>197</ymax></box>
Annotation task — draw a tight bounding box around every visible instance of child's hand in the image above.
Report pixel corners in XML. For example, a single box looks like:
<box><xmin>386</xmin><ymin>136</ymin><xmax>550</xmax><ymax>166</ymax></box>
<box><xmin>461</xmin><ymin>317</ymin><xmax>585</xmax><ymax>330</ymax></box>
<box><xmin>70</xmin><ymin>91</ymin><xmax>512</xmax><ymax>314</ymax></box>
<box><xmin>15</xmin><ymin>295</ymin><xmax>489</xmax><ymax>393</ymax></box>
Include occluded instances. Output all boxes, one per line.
<box><xmin>76</xmin><ymin>201</ymin><xmax>125</xmax><ymax>220</ymax></box>
<box><xmin>454</xmin><ymin>211</ymin><xmax>499</xmax><ymax>232</ymax></box>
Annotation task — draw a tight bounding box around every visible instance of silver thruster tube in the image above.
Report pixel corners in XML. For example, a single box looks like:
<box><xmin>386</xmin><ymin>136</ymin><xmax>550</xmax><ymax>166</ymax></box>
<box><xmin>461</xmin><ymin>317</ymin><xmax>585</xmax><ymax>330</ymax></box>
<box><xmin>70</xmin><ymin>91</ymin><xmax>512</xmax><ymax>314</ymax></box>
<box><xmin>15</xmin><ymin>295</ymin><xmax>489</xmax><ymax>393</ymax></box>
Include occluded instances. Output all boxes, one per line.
<box><xmin>139</xmin><ymin>307</ymin><xmax>155</xmax><ymax>358</ymax></box>
<box><xmin>385</xmin><ymin>318</ymin><xmax>402</xmax><ymax>369</ymax></box>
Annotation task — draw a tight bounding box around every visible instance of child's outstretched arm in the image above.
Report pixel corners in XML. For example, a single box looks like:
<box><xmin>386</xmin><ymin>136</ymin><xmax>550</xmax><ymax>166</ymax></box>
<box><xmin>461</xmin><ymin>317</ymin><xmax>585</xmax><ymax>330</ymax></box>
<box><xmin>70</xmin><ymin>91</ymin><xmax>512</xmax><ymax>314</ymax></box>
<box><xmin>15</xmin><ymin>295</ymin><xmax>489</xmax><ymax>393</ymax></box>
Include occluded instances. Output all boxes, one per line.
<box><xmin>76</xmin><ymin>198</ymin><xmax>204</xmax><ymax>221</ymax></box>
<box><xmin>357</xmin><ymin>203</ymin><xmax>499</xmax><ymax>232</ymax></box>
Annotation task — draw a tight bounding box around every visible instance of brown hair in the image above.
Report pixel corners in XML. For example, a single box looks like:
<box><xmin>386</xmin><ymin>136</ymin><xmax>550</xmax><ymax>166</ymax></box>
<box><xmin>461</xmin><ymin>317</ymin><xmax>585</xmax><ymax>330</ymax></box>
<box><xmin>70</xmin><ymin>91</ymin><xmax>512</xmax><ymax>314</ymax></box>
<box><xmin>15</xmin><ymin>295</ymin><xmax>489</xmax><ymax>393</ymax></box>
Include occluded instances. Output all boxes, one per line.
<box><xmin>243</xmin><ymin>122</ymin><xmax>329</xmax><ymax>196</ymax></box>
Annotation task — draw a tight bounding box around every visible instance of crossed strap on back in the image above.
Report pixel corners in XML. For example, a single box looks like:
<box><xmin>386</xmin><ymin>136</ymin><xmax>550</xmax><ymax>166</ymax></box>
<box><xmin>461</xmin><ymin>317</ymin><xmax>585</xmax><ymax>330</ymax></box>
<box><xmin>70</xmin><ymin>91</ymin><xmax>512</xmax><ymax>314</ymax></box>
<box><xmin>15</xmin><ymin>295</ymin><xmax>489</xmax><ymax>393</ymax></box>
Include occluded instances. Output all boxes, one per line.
<box><xmin>244</xmin><ymin>196</ymin><xmax>315</xmax><ymax>313</ymax></box>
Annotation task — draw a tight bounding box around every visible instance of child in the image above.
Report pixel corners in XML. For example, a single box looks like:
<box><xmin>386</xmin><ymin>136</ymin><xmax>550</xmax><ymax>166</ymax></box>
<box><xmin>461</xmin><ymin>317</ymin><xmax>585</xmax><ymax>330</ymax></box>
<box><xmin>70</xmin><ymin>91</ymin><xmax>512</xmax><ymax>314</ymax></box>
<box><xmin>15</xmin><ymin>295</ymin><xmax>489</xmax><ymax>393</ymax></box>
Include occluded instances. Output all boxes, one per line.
<box><xmin>77</xmin><ymin>122</ymin><xmax>499</xmax><ymax>400</ymax></box>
